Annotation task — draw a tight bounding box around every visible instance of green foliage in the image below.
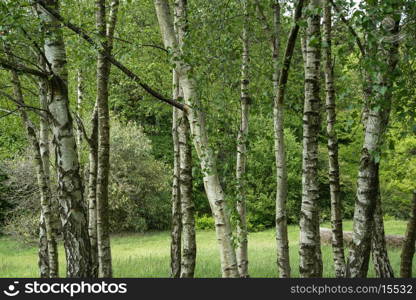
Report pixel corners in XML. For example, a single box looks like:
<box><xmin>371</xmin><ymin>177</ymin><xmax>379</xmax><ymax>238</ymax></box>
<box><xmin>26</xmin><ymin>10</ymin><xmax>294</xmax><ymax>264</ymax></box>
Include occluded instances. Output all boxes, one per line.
<box><xmin>381</xmin><ymin>134</ymin><xmax>416</xmax><ymax>218</ymax></box>
<box><xmin>195</xmin><ymin>214</ymin><xmax>215</xmax><ymax>231</ymax></box>
<box><xmin>0</xmin><ymin>152</ymin><xmax>39</xmax><ymax>241</ymax></box>
<box><xmin>108</xmin><ymin>120</ymin><xmax>171</xmax><ymax>233</ymax></box>
<box><xmin>0</xmin><ymin>120</ymin><xmax>172</xmax><ymax>239</ymax></box>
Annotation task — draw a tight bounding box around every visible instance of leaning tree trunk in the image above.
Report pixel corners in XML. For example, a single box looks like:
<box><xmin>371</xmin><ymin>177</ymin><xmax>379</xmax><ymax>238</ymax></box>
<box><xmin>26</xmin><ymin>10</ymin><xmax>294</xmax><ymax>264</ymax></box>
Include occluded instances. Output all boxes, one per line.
<box><xmin>170</xmin><ymin>69</ymin><xmax>182</xmax><ymax>278</ymax></box>
<box><xmin>273</xmin><ymin>0</ymin><xmax>304</xmax><ymax>278</ymax></box>
<box><xmin>95</xmin><ymin>0</ymin><xmax>120</xmax><ymax>278</ymax></box>
<box><xmin>371</xmin><ymin>168</ymin><xmax>394</xmax><ymax>278</ymax></box>
<box><xmin>323</xmin><ymin>1</ymin><xmax>346</xmax><ymax>278</ymax></box>
<box><xmin>235</xmin><ymin>0</ymin><xmax>250</xmax><ymax>278</ymax></box>
<box><xmin>400</xmin><ymin>190</ymin><xmax>416</xmax><ymax>278</ymax></box>
<box><xmin>38</xmin><ymin>0</ymin><xmax>91</xmax><ymax>277</ymax></box>
<box><xmin>299</xmin><ymin>0</ymin><xmax>323</xmax><ymax>278</ymax></box>
<box><xmin>348</xmin><ymin>9</ymin><xmax>401</xmax><ymax>278</ymax></box>
<box><xmin>154</xmin><ymin>0</ymin><xmax>239</xmax><ymax>277</ymax></box>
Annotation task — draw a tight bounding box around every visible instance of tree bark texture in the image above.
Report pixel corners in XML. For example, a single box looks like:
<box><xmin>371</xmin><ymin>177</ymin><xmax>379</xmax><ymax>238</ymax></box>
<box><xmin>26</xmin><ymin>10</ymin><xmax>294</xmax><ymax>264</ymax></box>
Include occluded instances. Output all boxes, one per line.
<box><xmin>88</xmin><ymin>104</ymin><xmax>99</xmax><ymax>278</ymax></box>
<box><xmin>172</xmin><ymin>0</ymin><xmax>196</xmax><ymax>278</ymax></box>
<box><xmin>323</xmin><ymin>1</ymin><xmax>346</xmax><ymax>278</ymax></box>
<box><xmin>348</xmin><ymin>7</ymin><xmax>401</xmax><ymax>278</ymax></box>
<box><xmin>235</xmin><ymin>0</ymin><xmax>250</xmax><ymax>278</ymax></box>
<box><xmin>299</xmin><ymin>0</ymin><xmax>323</xmax><ymax>278</ymax></box>
<box><xmin>38</xmin><ymin>0</ymin><xmax>91</xmax><ymax>277</ymax></box>
<box><xmin>273</xmin><ymin>0</ymin><xmax>304</xmax><ymax>278</ymax></box>
<box><xmin>170</xmin><ymin>69</ymin><xmax>182</xmax><ymax>278</ymax></box>
<box><xmin>95</xmin><ymin>0</ymin><xmax>119</xmax><ymax>278</ymax></box>
<box><xmin>6</xmin><ymin>48</ymin><xmax>59</xmax><ymax>278</ymax></box>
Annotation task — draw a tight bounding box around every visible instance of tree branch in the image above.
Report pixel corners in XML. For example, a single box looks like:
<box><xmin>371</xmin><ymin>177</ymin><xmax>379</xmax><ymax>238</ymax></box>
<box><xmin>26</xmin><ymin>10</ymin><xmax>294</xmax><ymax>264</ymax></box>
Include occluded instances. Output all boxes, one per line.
<box><xmin>0</xmin><ymin>90</ymin><xmax>50</xmax><ymax>118</ymax></box>
<box><xmin>35</xmin><ymin>0</ymin><xmax>186</xmax><ymax>111</ymax></box>
<box><xmin>329</xmin><ymin>0</ymin><xmax>366</xmax><ymax>57</ymax></box>
<box><xmin>0</xmin><ymin>57</ymin><xmax>48</xmax><ymax>78</ymax></box>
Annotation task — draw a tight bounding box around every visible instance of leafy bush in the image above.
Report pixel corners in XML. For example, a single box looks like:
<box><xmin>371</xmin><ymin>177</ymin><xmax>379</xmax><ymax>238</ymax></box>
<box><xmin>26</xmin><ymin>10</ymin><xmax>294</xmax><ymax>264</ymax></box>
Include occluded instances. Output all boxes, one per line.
<box><xmin>0</xmin><ymin>120</ymin><xmax>172</xmax><ymax>240</ymax></box>
<box><xmin>195</xmin><ymin>214</ymin><xmax>215</xmax><ymax>230</ymax></box>
<box><xmin>108</xmin><ymin>120</ymin><xmax>171</xmax><ymax>232</ymax></box>
<box><xmin>0</xmin><ymin>153</ymin><xmax>41</xmax><ymax>241</ymax></box>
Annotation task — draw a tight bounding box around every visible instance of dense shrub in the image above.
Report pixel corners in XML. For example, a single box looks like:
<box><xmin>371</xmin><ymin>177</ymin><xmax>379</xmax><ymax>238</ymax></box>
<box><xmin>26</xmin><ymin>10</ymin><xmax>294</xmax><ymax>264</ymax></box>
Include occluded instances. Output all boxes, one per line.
<box><xmin>108</xmin><ymin>121</ymin><xmax>171</xmax><ymax>232</ymax></box>
<box><xmin>195</xmin><ymin>214</ymin><xmax>215</xmax><ymax>230</ymax></box>
<box><xmin>0</xmin><ymin>153</ymin><xmax>40</xmax><ymax>241</ymax></box>
<box><xmin>0</xmin><ymin>120</ymin><xmax>171</xmax><ymax>240</ymax></box>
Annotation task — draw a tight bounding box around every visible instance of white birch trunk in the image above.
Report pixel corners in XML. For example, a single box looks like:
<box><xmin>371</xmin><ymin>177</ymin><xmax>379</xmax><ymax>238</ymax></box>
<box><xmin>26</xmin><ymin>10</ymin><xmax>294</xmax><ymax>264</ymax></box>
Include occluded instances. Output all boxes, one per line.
<box><xmin>299</xmin><ymin>0</ymin><xmax>323</xmax><ymax>278</ymax></box>
<box><xmin>323</xmin><ymin>2</ymin><xmax>346</xmax><ymax>278</ymax></box>
<box><xmin>170</xmin><ymin>69</ymin><xmax>182</xmax><ymax>278</ymax></box>
<box><xmin>154</xmin><ymin>0</ymin><xmax>239</xmax><ymax>277</ymax></box>
<box><xmin>235</xmin><ymin>0</ymin><xmax>250</xmax><ymax>278</ymax></box>
<box><xmin>348</xmin><ymin>8</ymin><xmax>401</xmax><ymax>278</ymax></box>
<box><xmin>38</xmin><ymin>0</ymin><xmax>91</xmax><ymax>277</ymax></box>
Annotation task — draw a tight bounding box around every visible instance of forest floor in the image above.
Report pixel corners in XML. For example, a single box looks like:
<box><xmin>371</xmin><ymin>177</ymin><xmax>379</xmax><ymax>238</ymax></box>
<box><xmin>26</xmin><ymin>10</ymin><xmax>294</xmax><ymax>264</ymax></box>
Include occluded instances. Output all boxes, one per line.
<box><xmin>0</xmin><ymin>220</ymin><xmax>408</xmax><ymax>278</ymax></box>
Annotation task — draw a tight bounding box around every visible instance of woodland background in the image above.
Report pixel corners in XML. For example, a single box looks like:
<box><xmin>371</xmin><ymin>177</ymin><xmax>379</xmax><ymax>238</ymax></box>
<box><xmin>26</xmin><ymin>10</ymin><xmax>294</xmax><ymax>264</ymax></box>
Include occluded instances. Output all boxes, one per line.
<box><xmin>0</xmin><ymin>0</ymin><xmax>415</xmax><ymax>278</ymax></box>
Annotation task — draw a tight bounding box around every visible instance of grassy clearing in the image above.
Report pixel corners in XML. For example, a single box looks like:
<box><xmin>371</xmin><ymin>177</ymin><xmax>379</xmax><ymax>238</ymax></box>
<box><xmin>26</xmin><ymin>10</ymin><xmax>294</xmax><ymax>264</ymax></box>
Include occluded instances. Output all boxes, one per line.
<box><xmin>0</xmin><ymin>220</ymin><xmax>408</xmax><ymax>278</ymax></box>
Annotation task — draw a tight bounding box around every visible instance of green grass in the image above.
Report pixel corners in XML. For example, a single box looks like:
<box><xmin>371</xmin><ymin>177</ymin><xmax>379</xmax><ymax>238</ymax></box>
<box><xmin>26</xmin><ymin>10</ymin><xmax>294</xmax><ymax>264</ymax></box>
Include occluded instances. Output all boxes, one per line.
<box><xmin>0</xmin><ymin>220</ymin><xmax>408</xmax><ymax>278</ymax></box>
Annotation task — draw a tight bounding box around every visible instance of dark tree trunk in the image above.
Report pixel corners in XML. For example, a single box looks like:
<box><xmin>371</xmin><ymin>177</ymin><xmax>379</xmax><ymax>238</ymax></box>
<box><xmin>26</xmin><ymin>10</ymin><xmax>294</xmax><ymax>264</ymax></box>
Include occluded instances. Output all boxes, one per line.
<box><xmin>400</xmin><ymin>191</ymin><xmax>416</xmax><ymax>278</ymax></box>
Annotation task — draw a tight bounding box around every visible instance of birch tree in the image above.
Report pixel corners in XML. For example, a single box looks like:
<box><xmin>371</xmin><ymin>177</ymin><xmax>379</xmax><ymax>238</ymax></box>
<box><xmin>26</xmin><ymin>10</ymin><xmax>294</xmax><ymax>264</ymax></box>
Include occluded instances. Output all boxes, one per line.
<box><xmin>170</xmin><ymin>69</ymin><xmax>182</xmax><ymax>278</ymax></box>
<box><xmin>235</xmin><ymin>0</ymin><xmax>250</xmax><ymax>278</ymax></box>
<box><xmin>254</xmin><ymin>0</ymin><xmax>304</xmax><ymax>278</ymax></box>
<box><xmin>322</xmin><ymin>1</ymin><xmax>345</xmax><ymax>278</ymax></box>
<box><xmin>95</xmin><ymin>0</ymin><xmax>119</xmax><ymax>278</ymax></box>
<box><xmin>3</xmin><ymin>42</ymin><xmax>59</xmax><ymax>278</ymax></box>
<box><xmin>348</xmin><ymin>3</ymin><xmax>401</xmax><ymax>278</ymax></box>
<box><xmin>87</xmin><ymin>104</ymin><xmax>99</xmax><ymax>277</ymax></box>
<box><xmin>154</xmin><ymin>0</ymin><xmax>239</xmax><ymax>277</ymax></box>
<box><xmin>299</xmin><ymin>0</ymin><xmax>323</xmax><ymax>278</ymax></box>
<box><xmin>37</xmin><ymin>0</ymin><xmax>91</xmax><ymax>277</ymax></box>
<box><xmin>76</xmin><ymin>69</ymin><xmax>84</xmax><ymax>163</ymax></box>
<box><xmin>273</xmin><ymin>0</ymin><xmax>304</xmax><ymax>278</ymax></box>
<box><xmin>173</xmin><ymin>0</ymin><xmax>196</xmax><ymax>278</ymax></box>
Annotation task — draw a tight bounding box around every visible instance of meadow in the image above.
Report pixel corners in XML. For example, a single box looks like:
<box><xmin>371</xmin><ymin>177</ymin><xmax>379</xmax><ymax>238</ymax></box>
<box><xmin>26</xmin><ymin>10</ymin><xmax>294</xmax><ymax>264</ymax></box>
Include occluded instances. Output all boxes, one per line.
<box><xmin>0</xmin><ymin>220</ymin><xmax>408</xmax><ymax>278</ymax></box>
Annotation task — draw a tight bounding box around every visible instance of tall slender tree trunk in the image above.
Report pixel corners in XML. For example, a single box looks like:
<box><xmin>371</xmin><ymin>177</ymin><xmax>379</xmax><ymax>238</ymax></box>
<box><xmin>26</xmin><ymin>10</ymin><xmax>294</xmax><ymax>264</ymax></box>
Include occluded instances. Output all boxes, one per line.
<box><xmin>76</xmin><ymin>69</ymin><xmax>84</xmax><ymax>163</ymax></box>
<box><xmin>154</xmin><ymin>0</ymin><xmax>239</xmax><ymax>277</ymax></box>
<box><xmin>371</xmin><ymin>167</ymin><xmax>394</xmax><ymax>277</ymax></box>
<box><xmin>170</xmin><ymin>69</ymin><xmax>182</xmax><ymax>278</ymax></box>
<box><xmin>400</xmin><ymin>190</ymin><xmax>416</xmax><ymax>278</ymax></box>
<box><xmin>88</xmin><ymin>104</ymin><xmax>99</xmax><ymax>277</ymax></box>
<box><xmin>235</xmin><ymin>0</ymin><xmax>250</xmax><ymax>278</ymax></box>
<box><xmin>38</xmin><ymin>72</ymin><xmax>59</xmax><ymax>278</ymax></box>
<box><xmin>273</xmin><ymin>0</ymin><xmax>304</xmax><ymax>278</ymax></box>
<box><xmin>38</xmin><ymin>0</ymin><xmax>91</xmax><ymax>277</ymax></box>
<box><xmin>348</xmin><ymin>8</ymin><xmax>401</xmax><ymax>278</ymax></box>
<box><xmin>299</xmin><ymin>0</ymin><xmax>323</xmax><ymax>278</ymax></box>
<box><xmin>37</xmin><ymin>70</ymin><xmax>51</xmax><ymax>278</ymax></box>
<box><xmin>6</xmin><ymin>49</ymin><xmax>59</xmax><ymax>278</ymax></box>
<box><xmin>95</xmin><ymin>0</ymin><xmax>119</xmax><ymax>278</ymax></box>
<box><xmin>323</xmin><ymin>2</ymin><xmax>346</xmax><ymax>278</ymax></box>
<box><xmin>178</xmin><ymin>95</ymin><xmax>196</xmax><ymax>278</ymax></box>
<box><xmin>172</xmin><ymin>0</ymin><xmax>196</xmax><ymax>278</ymax></box>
